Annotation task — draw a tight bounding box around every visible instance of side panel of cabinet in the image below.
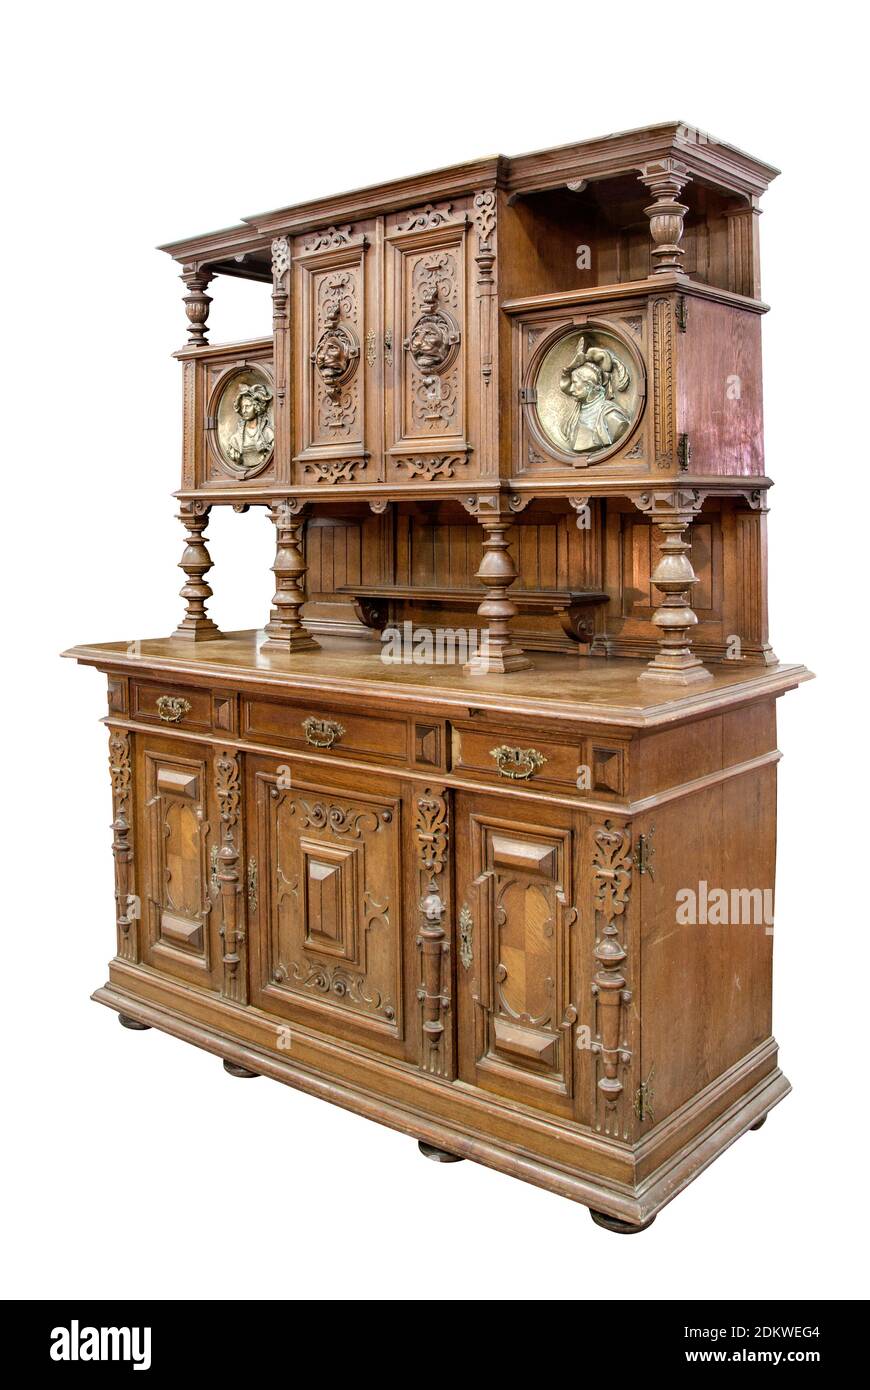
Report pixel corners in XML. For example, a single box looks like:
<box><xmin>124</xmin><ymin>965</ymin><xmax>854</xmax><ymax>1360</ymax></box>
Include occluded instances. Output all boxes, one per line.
<box><xmin>383</xmin><ymin>210</ymin><xmax>474</xmax><ymax>483</ymax></box>
<box><xmin>293</xmin><ymin>222</ymin><xmax>382</xmax><ymax>484</ymax></box>
<box><xmin>455</xmin><ymin>792</ymin><xmax>580</xmax><ymax>1120</ymax></box>
<box><xmin>134</xmin><ymin>733</ymin><xmax>222</xmax><ymax>990</ymax></box>
<box><xmin>246</xmin><ymin>756</ymin><xmax>413</xmax><ymax>1060</ymax></box>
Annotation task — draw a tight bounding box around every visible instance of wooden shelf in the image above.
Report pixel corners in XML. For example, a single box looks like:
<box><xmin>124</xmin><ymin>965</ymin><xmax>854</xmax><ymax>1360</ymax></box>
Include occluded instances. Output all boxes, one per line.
<box><xmin>336</xmin><ymin>585</ymin><xmax>608</xmax><ymax>610</ymax></box>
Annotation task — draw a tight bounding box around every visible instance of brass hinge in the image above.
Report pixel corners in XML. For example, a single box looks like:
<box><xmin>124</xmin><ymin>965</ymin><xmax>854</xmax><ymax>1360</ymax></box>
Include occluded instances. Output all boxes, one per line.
<box><xmin>519</xmin><ymin>386</ymin><xmax>537</xmax><ymax>405</ymax></box>
<box><xmin>634</xmin><ymin>1066</ymin><xmax>656</xmax><ymax>1124</ymax></box>
<box><xmin>676</xmin><ymin>295</ymin><xmax>689</xmax><ymax>332</ymax></box>
<box><xmin>205</xmin><ymin>415</ymin><xmax>217</xmax><ymax>431</ymax></box>
<box><xmin>632</xmin><ymin>827</ymin><xmax>655</xmax><ymax>879</ymax></box>
<box><xmin>677</xmin><ymin>433</ymin><xmax>692</xmax><ymax>471</ymax></box>
<box><xmin>384</xmin><ymin>329</ymin><xmax>393</xmax><ymax>367</ymax></box>
<box><xmin>247</xmin><ymin>857</ymin><xmax>258</xmax><ymax>910</ymax></box>
<box><xmin>210</xmin><ymin>844</ymin><xmax>219</xmax><ymax>896</ymax></box>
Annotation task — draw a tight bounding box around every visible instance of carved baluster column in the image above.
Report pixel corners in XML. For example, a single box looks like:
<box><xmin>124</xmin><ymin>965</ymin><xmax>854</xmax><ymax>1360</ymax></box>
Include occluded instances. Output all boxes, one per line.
<box><xmin>638</xmin><ymin>160</ymin><xmax>691</xmax><ymax>275</ymax></box>
<box><xmin>463</xmin><ymin>496</ymin><xmax>531</xmax><ymax>673</ymax></box>
<box><xmin>634</xmin><ymin>490</ymin><xmax>712</xmax><ymax>685</ymax></box>
<box><xmin>180</xmin><ymin>265</ymin><xmax>213</xmax><ymax>345</ymax></box>
<box><xmin>108</xmin><ymin>729</ymin><xmax>137</xmax><ymax>963</ymax></box>
<box><xmin>415</xmin><ymin>788</ymin><xmax>452</xmax><ymax>1079</ymax></box>
<box><xmin>173</xmin><ymin>502</ymin><xmax>221</xmax><ymax>640</ymax></box>
<box><xmin>261</xmin><ymin>500</ymin><xmax>319</xmax><ymax>652</ymax></box>
<box><xmin>215</xmin><ymin>749</ymin><xmax>246</xmax><ymax>1003</ymax></box>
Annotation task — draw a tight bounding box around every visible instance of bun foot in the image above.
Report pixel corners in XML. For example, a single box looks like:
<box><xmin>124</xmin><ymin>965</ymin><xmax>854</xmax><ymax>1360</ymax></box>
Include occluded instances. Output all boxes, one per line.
<box><xmin>749</xmin><ymin>1114</ymin><xmax>768</xmax><ymax>1132</ymax></box>
<box><xmin>590</xmin><ymin>1208</ymin><xmax>656</xmax><ymax>1234</ymax></box>
<box><xmin>118</xmin><ymin>1014</ymin><xmax>150</xmax><ymax>1031</ymax></box>
<box><xmin>418</xmin><ymin>1140</ymin><xmax>464</xmax><ymax>1163</ymax></box>
<box><xmin>223</xmin><ymin>1059</ymin><xmax>259</xmax><ymax>1078</ymax></box>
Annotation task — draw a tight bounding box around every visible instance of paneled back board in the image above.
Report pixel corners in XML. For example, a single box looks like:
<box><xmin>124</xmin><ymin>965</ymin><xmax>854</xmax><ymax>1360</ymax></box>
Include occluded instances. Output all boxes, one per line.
<box><xmin>65</xmin><ymin>124</ymin><xmax>811</xmax><ymax>1232</ymax></box>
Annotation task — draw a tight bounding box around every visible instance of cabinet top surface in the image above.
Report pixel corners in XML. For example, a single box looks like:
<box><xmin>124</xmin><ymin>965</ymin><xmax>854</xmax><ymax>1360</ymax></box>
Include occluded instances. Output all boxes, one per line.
<box><xmin>159</xmin><ymin>121</ymin><xmax>779</xmax><ymax>263</ymax></box>
<box><xmin>65</xmin><ymin>632</ymin><xmax>810</xmax><ymax>729</ymax></box>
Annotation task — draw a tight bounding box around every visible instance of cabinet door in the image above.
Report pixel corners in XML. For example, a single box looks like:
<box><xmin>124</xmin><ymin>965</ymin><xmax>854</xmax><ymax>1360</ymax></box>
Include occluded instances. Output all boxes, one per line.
<box><xmin>383</xmin><ymin>210</ymin><xmax>473</xmax><ymax>481</ymax></box>
<box><xmin>455</xmin><ymin>792</ymin><xmax>579</xmax><ymax>1118</ymax></box>
<box><xmin>293</xmin><ymin>221</ymin><xmax>382</xmax><ymax>484</ymax></box>
<box><xmin>136</xmin><ymin>733</ymin><xmax>222</xmax><ymax>990</ymax></box>
<box><xmin>247</xmin><ymin>757</ymin><xmax>409</xmax><ymax>1058</ymax></box>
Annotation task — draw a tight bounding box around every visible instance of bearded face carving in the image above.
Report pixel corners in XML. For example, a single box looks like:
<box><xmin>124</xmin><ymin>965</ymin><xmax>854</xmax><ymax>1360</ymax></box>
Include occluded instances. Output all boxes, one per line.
<box><xmin>312</xmin><ymin>298</ymin><xmax>359</xmax><ymax>399</ymax></box>
<box><xmin>404</xmin><ymin>283</ymin><xmax>460</xmax><ymax>374</ymax></box>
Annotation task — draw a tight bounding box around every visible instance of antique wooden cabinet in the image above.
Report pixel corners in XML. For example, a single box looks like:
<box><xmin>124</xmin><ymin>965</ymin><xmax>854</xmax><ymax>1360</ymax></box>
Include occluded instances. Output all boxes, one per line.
<box><xmin>65</xmin><ymin>124</ymin><xmax>811</xmax><ymax>1231</ymax></box>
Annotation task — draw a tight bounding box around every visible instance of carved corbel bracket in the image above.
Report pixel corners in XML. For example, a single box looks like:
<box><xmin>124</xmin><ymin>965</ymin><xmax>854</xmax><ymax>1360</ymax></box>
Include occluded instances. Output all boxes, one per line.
<box><xmin>271</xmin><ymin>236</ymin><xmax>290</xmax><ymax>330</ymax></box>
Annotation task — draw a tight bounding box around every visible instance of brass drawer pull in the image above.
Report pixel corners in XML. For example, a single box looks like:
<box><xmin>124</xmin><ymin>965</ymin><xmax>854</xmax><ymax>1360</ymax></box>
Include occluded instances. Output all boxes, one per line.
<box><xmin>490</xmin><ymin>744</ymin><xmax>547</xmax><ymax>780</ymax></box>
<box><xmin>156</xmin><ymin>695</ymin><xmax>191</xmax><ymax>723</ymax></box>
<box><xmin>302</xmin><ymin>716</ymin><xmax>345</xmax><ymax>749</ymax></box>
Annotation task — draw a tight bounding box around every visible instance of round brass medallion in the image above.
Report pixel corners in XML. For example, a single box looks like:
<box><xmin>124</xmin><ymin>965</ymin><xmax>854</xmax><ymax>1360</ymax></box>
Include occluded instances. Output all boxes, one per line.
<box><xmin>531</xmin><ymin>325</ymin><xmax>643</xmax><ymax>465</ymax></box>
<box><xmin>214</xmin><ymin>366</ymin><xmax>275</xmax><ymax>477</ymax></box>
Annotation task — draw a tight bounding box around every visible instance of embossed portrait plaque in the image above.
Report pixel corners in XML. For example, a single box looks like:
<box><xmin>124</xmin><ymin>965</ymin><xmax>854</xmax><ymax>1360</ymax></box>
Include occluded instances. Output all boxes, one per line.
<box><xmin>215</xmin><ymin>367</ymin><xmax>275</xmax><ymax>477</ymax></box>
<box><xmin>532</xmin><ymin>326</ymin><xmax>643</xmax><ymax>463</ymax></box>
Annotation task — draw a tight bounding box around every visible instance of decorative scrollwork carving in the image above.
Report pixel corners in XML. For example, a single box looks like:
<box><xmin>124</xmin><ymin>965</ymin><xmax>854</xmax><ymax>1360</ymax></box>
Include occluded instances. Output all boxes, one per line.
<box><xmin>215</xmin><ymin>749</ymin><xmax>245</xmax><ymax>1003</ymax></box>
<box><xmin>108</xmin><ymin>729</ymin><xmax>136</xmax><ymax>963</ymax></box>
<box><xmin>303</xmin><ymin>225</ymin><xmax>353</xmax><ymax>252</ymax></box>
<box><xmin>397</xmin><ymin>202</ymin><xmax>456</xmax><ymax>231</ymax></box>
<box><xmin>289</xmin><ymin>960</ymin><xmax>395</xmax><ymax>1021</ymax></box>
<box><xmin>415</xmin><ymin>789</ymin><xmax>451</xmax><ymax>1078</ymax></box>
<box><xmin>591</xmin><ymin>820</ymin><xmax>633</xmax><ymax>1135</ymax></box>
<box><xmin>395</xmin><ymin>453</ymin><xmax>466</xmax><ymax>480</ymax></box>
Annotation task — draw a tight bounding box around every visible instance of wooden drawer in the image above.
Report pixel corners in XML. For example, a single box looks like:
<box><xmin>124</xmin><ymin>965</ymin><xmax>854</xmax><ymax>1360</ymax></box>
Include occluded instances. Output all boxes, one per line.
<box><xmin>451</xmin><ymin>722</ymin><xmax>628</xmax><ymax>798</ymax></box>
<box><xmin>451</xmin><ymin>721</ymin><xmax>583</xmax><ymax>793</ymax></box>
<box><xmin>241</xmin><ymin>695</ymin><xmax>409</xmax><ymax>766</ymax></box>
<box><xmin>131</xmin><ymin>680</ymin><xmax>213</xmax><ymax>732</ymax></box>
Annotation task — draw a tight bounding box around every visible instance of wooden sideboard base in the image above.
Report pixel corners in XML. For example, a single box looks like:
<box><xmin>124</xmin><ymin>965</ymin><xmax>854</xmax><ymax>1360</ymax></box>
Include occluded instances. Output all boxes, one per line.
<box><xmin>93</xmin><ymin>978</ymin><xmax>790</xmax><ymax>1230</ymax></box>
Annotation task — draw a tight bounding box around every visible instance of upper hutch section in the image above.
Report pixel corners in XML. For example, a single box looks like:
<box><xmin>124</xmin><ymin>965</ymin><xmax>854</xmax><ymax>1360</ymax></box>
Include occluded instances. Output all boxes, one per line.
<box><xmin>161</xmin><ymin>123</ymin><xmax>778</xmax><ymax>501</ymax></box>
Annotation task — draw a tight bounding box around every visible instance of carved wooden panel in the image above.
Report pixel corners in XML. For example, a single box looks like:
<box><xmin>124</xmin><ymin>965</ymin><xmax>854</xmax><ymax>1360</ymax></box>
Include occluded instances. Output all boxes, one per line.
<box><xmin>137</xmin><ymin>737</ymin><xmax>219</xmax><ymax>988</ymax></box>
<box><xmin>456</xmin><ymin>799</ymin><xmax>577</xmax><ymax>1116</ymax></box>
<box><xmin>294</xmin><ymin>226</ymin><xmax>381</xmax><ymax>482</ymax></box>
<box><xmin>249</xmin><ymin>763</ymin><xmax>403</xmax><ymax>1047</ymax></box>
<box><xmin>384</xmin><ymin>216</ymin><xmax>470</xmax><ymax>477</ymax></box>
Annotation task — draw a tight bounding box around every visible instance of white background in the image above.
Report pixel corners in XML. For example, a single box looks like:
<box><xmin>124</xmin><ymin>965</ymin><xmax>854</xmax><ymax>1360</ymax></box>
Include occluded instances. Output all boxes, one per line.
<box><xmin>2</xmin><ymin>1</ymin><xmax>865</xmax><ymax>1302</ymax></box>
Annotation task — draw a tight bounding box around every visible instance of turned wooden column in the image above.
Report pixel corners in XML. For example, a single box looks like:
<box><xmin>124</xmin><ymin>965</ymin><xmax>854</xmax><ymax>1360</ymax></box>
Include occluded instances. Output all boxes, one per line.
<box><xmin>261</xmin><ymin>500</ymin><xmax>319</xmax><ymax>653</ymax></box>
<box><xmin>173</xmin><ymin>503</ymin><xmax>221</xmax><ymax>641</ymax></box>
<box><xmin>462</xmin><ymin>496</ymin><xmax>531</xmax><ymax>673</ymax></box>
<box><xmin>180</xmin><ymin>264</ymin><xmax>213</xmax><ymax>345</ymax></box>
<box><xmin>638</xmin><ymin>160</ymin><xmax>691</xmax><ymax>275</ymax></box>
<box><xmin>634</xmin><ymin>490</ymin><xmax>712</xmax><ymax>685</ymax></box>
